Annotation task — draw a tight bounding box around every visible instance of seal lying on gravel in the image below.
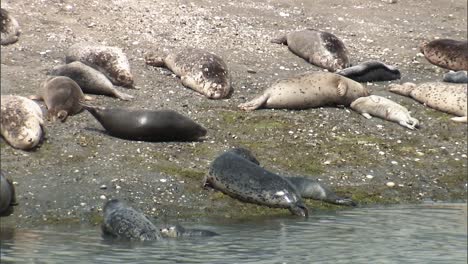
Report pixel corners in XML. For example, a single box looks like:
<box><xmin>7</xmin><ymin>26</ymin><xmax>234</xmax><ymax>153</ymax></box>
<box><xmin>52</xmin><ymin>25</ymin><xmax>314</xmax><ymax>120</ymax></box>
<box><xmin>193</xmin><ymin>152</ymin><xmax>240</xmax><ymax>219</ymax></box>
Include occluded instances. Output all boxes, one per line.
<box><xmin>0</xmin><ymin>171</ymin><xmax>18</xmax><ymax>217</ymax></box>
<box><xmin>1</xmin><ymin>95</ymin><xmax>44</xmax><ymax>150</ymax></box>
<box><xmin>81</xmin><ymin>103</ymin><xmax>207</xmax><ymax>142</ymax></box>
<box><xmin>66</xmin><ymin>43</ymin><xmax>134</xmax><ymax>88</ymax></box>
<box><xmin>271</xmin><ymin>29</ymin><xmax>350</xmax><ymax>71</ymax></box>
<box><xmin>350</xmin><ymin>95</ymin><xmax>419</xmax><ymax>130</ymax></box>
<box><xmin>336</xmin><ymin>61</ymin><xmax>401</xmax><ymax>82</ymax></box>
<box><xmin>204</xmin><ymin>149</ymin><xmax>309</xmax><ymax>217</ymax></box>
<box><xmin>0</xmin><ymin>8</ymin><xmax>20</xmax><ymax>45</ymax></box>
<box><xmin>49</xmin><ymin>62</ymin><xmax>133</xmax><ymax>101</ymax></box>
<box><xmin>102</xmin><ymin>199</ymin><xmax>161</xmax><ymax>241</ymax></box>
<box><xmin>238</xmin><ymin>72</ymin><xmax>369</xmax><ymax>111</ymax></box>
<box><xmin>389</xmin><ymin>82</ymin><xmax>467</xmax><ymax>123</ymax></box>
<box><xmin>160</xmin><ymin>224</ymin><xmax>219</xmax><ymax>238</ymax></box>
<box><xmin>419</xmin><ymin>39</ymin><xmax>468</xmax><ymax>71</ymax></box>
<box><xmin>145</xmin><ymin>48</ymin><xmax>232</xmax><ymax>99</ymax></box>
<box><xmin>443</xmin><ymin>71</ymin><xmax>467</xmax><ymax>84</ymax></box>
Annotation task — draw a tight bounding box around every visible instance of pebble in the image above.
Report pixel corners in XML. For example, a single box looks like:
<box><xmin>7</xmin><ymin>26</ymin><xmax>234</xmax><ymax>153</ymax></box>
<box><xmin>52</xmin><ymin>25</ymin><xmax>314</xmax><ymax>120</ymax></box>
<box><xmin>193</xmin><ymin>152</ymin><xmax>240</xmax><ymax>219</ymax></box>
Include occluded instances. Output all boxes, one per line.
<box><xmin>366</xmin><ymin>175</ymin><xmax>374</xmax><ymax>179</ymax></box>
<box><xmin>100</xmin><ymin>185</ymin><xmax>107</xmax><ymax>190</ymax></box>
<box><xmin>160</xmin><ymin>179</ymin><xmax>167</xmax><ymax>183</ymax></box>
<box><xmin>386</xmin><ymin>182</ymin><xmax>395</xmax><ymax>187</ymax></box>
<box><xmin>100</xmin><ymin>195</ymin><xmax>107</xmax><ymax>200</ymax></box>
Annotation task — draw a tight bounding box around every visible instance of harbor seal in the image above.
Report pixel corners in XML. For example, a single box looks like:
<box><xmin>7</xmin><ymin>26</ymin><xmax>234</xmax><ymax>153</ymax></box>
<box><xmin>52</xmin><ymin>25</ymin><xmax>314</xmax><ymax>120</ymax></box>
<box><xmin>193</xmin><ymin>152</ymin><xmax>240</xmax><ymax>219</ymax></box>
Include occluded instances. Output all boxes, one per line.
<box><xmin>420</xmin><ymin>39</ymin><xmax>468</xmax><ymax>71</ymax></box>
<box><xmin>0</xmin><ymin>8</ymin><xmax>20</xmax><ymax>45</ymax></box>
<box><xmin>66</xmin><ymin>43</ymin><xmax>134</xmax><ymax>88</ymax></box>
<box><xmin>145</xmin><ymin>48</ymin><xmax>232</xmax><ymax>99</ymax></box>
<box><xmin>350</xmin><ymin>95</ymin><xmax>420</xmax><ymax>130</ymax></box>
<box><xmin>336</xmin><ymin>61</ymin><xmax>401</xmax><ymax>82</ymax></box>
<box><xmin>271</xmin><ymin>29</ymin><xmax>350</xmax><ymax>71</ymax></box>
<box><xmin>443</xmin><ymin>71</ymin><xmax>468</xmax><ymax>84</ymax></box>
<box><xmin>101</xmin><ymin>199</ymin><xmax>161</xmax><ymax>241</ymax></box>
<box><xmin>48</xmin><ymin>62</ymin><xmax>134</xmax><ymax>101</ymax></box>
<box><xmin>81</xmin><ymin>103</ymin><xmax>207</xmax><ymax>142</ymax></box>
<box><xmin>204</xmin><ymin>149</ymin><xmax>309</xmax><ymax>217</ymax></box>
<box><xmin>238</xmin><ymin>72</ymin><xmax>369</xmax><ymax>111</ymax></box>
<box><xmin>389</xmin><ymin>82</ymin><xmax>467</xmax><ymax>122</ymax></box>
<box><xmin>160</xmin><ymin>224</ymin><xmax>219</xmax><ymax>238</ymax></box>
<box><xmin>0</xmin><ymin>171</ymin><xmax>17</xmax><ymax>217</ymax></box>
<box><xmin>1</xmin><ymin>95</ymin><xmax>44</xmax><ymax>150</ymax></box>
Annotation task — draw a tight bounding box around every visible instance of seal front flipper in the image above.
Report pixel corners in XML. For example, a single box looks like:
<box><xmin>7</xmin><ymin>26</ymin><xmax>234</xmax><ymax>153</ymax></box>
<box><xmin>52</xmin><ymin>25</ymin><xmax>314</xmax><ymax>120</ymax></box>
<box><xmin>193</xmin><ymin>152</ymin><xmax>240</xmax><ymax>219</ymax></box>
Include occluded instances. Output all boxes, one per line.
<box><xmin>238</xmin><ymin>93</ymin><xmax>270</xmax><ymax>111</ymax></box>
<box><xmin>337</xmin><ymin>80</ymin><xmax>349</xmax><ymax>97</ymax></box>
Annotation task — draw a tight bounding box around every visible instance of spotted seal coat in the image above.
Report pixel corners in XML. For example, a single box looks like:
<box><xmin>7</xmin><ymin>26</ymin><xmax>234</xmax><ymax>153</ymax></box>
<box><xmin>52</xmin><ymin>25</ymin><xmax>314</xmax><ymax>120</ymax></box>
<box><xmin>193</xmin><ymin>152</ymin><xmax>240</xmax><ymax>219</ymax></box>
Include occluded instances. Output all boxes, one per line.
<box><xmin>350</xmin><ymin>95</ymin><xmax>420</xmax><ymax>130</ymax></box>
<box><xmin>160</xmin><ymin>224</ymin><xmax>219</xmax><ymax>238</ymax></box>
<box><xmin>443</xmin><ymin>71</ymin><xmax>467</xmax><ymax>84</ymax></box>
<box><xmin>145</xmin><ymin>48</ymin><xmax>231</xmax><ymax>99</ymax></box>
<box><xmin>0</xmin><ymin>8</ymin><xmax>20</xmax><ymax>45</ymax></box>
<box><xmin>1</xmin><ymin>95</ymin><xmax>44</xmax><ymax>150</ymax></box>
<box><xmin>420</xmin><ymin>39</ymin><xmax>468</xmax><ymax>71</ymax></box>
<box><xmin>389</xmin><ymin>82</ymin><xmax>467</xmax><ymax>123</ymax></box>
<box><xmin>271</xmin><ymin>29</ymin><xmax>350</xmax><ymax>71</ymax></box>
<box><xmin>66</xmin><ymin>43</ymin><xmax>134</xmax><ymax>88</ymax></box>
<box><xmin>0</xmin><ymin>171</ymin><xmax>17</xmax><ymax>217</ymax></box>
<box><xmin>336</xmin><ymin>61</ymin><xmax>401</xmax><ymax>82</ymax></box>
<box><xmin>238</xmin><ymin>72</ymin><xmax>369</xmax><ymax>111</ymax></box>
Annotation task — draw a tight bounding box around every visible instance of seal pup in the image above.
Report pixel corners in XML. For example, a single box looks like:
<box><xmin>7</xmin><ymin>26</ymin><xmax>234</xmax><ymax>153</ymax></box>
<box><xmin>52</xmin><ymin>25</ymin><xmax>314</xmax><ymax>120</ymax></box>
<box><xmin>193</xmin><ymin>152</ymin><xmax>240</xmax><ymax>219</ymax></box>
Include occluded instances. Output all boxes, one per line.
<box><xmin>101</xmin><ymin>199</ymin><xmax>161</xmax><ymax>241</ymax></box>
<box><xmin>1</xmin><ymin>95</ymin><xmax>44</xmax><ymax>150</ymax></box>
<box><xmin>271</xmin><ymin>29</ymin><xmax>350</xmax><ymax>71</ymax></box>
<box><xmin>389</xmin><ymin>82</ymin><xmax>467</xmax><ymax>123</ymax></box>
<box><xmin>48</xmin><ymin>62</ymin><xmax>134</xmax><ymax>101</ymax></box>
<box><xmin>66</xmin><ymin>43</ymin><xmax>134</xmax><ymax>88</ymax></box>
<box><xmin>0</xmin><ymin>8</ymin><xmax>20</xmax><ymax>45</ymax></box>
<box><xmin>350</xmin><ymin>95</ymin><xmax>419</xmax><ymax>130</ymax></box>
<box><xmin>160</xmin><ymin>224</ymin><xmax>219</xmax><ymax>238</ymax></box>
<box><xmin>238</xmin><ymin>72</ymin><xmax>369</xmax><ymax>111</ymax></box>
<box><xmin>80</xmin><ymin>103</ymin><xmax>207</xmax><ymax>142</ymax></box>
<box><xmin>420</xmin><ymin>39</ymin><xmax>468</xmax><ymax>71</ymax></box>
<box><xmin>443</xmin><ymin>71</ymin><xmax>468</xmax><ymax>84</ymax></box>
<box><xmin>336</xmin><ymin>61</ymin><xmax>401</xmax><ymax>82</ymax></box>
<box><xmin>0</xmin><ymin>171</ymin><xmax>18</xmax><ymax>217</ymax></box>
<box><xmin>204</xmin><ymin>149</ymin><xmax>309</xmax><ymax>217</ymax></box>
<box><xmin>145</xmin><ymin>48</ymin><xmax>232</xmax><ymax>99</ymax></box>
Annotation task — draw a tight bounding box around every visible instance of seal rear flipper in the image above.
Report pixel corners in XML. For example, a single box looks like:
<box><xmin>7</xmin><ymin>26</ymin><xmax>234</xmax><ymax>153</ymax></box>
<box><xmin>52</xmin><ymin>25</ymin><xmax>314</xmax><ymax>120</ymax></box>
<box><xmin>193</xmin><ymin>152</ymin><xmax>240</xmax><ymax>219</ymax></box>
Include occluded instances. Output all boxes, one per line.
<box><xmin>332</xmin><ymin>197</ymin><xmax>357</xmax><ymax>207</ymax></box>
<box><xmin>270</xmin><ymin>35</ymin><xmax>287</xmax><ymax>45</ymax></box>
<box><xmin>238</xmin><ymin>94</ymin><xmax>269</xmax><ymax>111</ymax></box>
<box><xmin>145</xmin><ymin>53</ymin><xmax>166</xmax><ymax>67</ymax></box>
<box><xmin>451</xmin><ymin>116</ymin><xmax>467</xmax><ymax>123</ymax></box>
<box><xmin>112</xmin><ymin>88</ymin><xmax>134</xmax><ymax>101</ymax></box>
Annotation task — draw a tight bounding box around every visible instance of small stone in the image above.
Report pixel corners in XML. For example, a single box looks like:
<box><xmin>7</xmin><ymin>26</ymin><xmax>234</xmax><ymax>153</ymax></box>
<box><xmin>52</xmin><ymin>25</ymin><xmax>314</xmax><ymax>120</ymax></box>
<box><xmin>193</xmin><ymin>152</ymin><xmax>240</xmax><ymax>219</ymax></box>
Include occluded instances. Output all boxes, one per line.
<box><xmin>160</xmin><ymin>179</ymin><xmax>167</xmax><ymax>183</ymax></box>
<box><xmin>247</xmin><ymin>69</ymin><xmax>257</xmax><ymax>74</ymax></box>
<box><xmin>391</xmin><ymin>161</ymin><xmax>398</xmax><ymax>165</ymax></box>
<box><xmin>100</xmin><ymin>185</ymin><xmax>107</xmax><ymax>190</ymax></box>
<box><xmin>386</xmin><ymin>182</ymin><xmax>395</xmax><ymax>187</ymax></box>
<box><xmin>100</xmin><ymin>195</ymin><xmax>107</xmax><ymax>200</ymax></box>
<box><xmin>366</xmin><ymin>175</ymin><xmax>374</xmax><ymax>179</ymax></box>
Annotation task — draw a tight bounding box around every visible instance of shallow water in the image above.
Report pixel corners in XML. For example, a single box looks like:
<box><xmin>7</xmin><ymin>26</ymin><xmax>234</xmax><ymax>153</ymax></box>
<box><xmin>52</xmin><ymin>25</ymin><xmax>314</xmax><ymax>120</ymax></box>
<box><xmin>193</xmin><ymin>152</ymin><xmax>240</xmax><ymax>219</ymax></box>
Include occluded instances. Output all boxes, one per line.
<box><xmin>1</xmin><ymin>203</ymin><xmax>466</xmax><ymax>264</ymax></box>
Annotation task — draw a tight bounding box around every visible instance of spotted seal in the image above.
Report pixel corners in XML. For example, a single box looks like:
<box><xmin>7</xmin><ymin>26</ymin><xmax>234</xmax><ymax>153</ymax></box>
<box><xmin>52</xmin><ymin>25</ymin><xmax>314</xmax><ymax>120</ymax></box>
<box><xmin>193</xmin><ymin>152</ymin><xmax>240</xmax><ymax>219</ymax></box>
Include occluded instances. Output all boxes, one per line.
<box><xmin>204</xmin><ymin>149</ymin><xmax>309</xmax><ymax>217</ymax></box>
<box><xmin>101</xmin><ymin>199</ymin><xmax>161</xmax><ymax>241</ymax></box>
<box><xmin>238</xmin><ymin>72</ymin><xmax>369</xmax><ymax>111</ymax></box>
<box><xmin>48</xmin><ymin>62</ymin><xmax>134</xmax><ymax>101</ymax></box>
<box><xmin>443</xmin><ymin>71</ymin><xmax>467</xmax><ymax>84</ymax></box>
<box><xmin>271</xmin><ymin>29</ymin><xmax>350</xmax><ymax>71</ymax></box>
<box><xmin>420</xmin><ymin>39</ymin><xmax>468</xmax><ymax>71</ymax></box>
<box><xmin>350</xmin><ymin>95</ymin><xmax>420</xmax><ymax>129</ymax></box>
<box><xmin>66</xmin><ymin>43</ymin><xmax>134</xmax><ymax>88</ymax></box>
<box><xmin>160</xmin><ymin>224</ymin><xmax>219</xmax><ymax>238</ymax></box>
<box><xmin>336</xmin><ymin>61</ymin><xmax>401</xmax><ymax>82</ymax></box>
<box><xmin>145</xmin><ymin>48</ymin><xmax>231</xmax><ymax>99</ymax></box>
<box><xmin>80</xmin><ymin>103</ymin><xmax>207</xmax><ymax>142</ymax></box>
<box><xmin>1</xmin><ymin>95</ymin><xmax>44</xmax><ymax>150</ymax></box>
<box><xmin>389</xmin><ymin>82</ymin><xmax>467</xmax><ymax>122</ymax></box>
<box><xmin>0</xmin><ymin>8</ymin><xmax>20</xmax><ymax>45</ymax></box>
<box><xmin>0</xmin><ymin>171</ymin><xmax>18</xmax><ymax>217</ymax></box>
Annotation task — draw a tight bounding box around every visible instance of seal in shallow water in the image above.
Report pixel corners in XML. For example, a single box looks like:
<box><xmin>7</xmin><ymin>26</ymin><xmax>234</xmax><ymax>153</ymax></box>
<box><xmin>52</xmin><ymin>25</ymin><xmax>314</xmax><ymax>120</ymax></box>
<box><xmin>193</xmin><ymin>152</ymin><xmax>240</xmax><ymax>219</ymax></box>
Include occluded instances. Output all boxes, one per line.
<box><xmin>1</xmin><ymin>95</ymin><xmax>44</xmax><ymax>150</ymax></box>
<box><xmin>336</xmin><ymin>61</ymin><xmax>401</xmax><ymax>82</ymax></box>
<box><xmin>160</xmin><ymin>224</ymin><xmax>219</xmax><ymax>238</ymax></box>
<box><xmin>271</xmin><ymin>29</ymin><xmax>350</xmax><ymax>71</ymax></box>
<box><xmin>204</xmin><ymin>149</ymin><xmax>309</xmax><ymax>217</ymax></box>
<box><xmin>101</xmin><ymin>199</ymin><xmax>161</xmax><ymax>241</ymax></box>
<box><xmin>419</xmin><ymin>39</ymin><xmax>468</xmax><ymax>71</ymax></box>
<box><xmin>48</xmin><ymin>62</ymin><xmax>134</xmax><ymax>101</ymax></box>
<box><xmin>145</xmin><ymin>48</ymin><xmax>232</xmax><ymax>99</ymax></box>
<box><xmin>350</xmin><ymin>95</ymin><xmax>420</xmax><ymax>130</ymax></box>
<box><xmin>443</xmin><ymin>71</ymin><xmax>467</xmax><ymax>84</ymax></box>
<box><xmin>238</xmin><ymin>72</ymin><xmax>369</xmax><ymax>111</ymax></box>
<box><xmin>389</xmin><ymin>82</ymin><xmax>467</xmax><ymax>123</ymax></box>
<box><xmin>81</xmin><ymin>103</ymin><xmax>207</xmax><ymax>142</ymax></box>
<box><xmin>0</xmin><ymin>171</ymin><xmax>18</xmax><ymax>217</ymax></box>
<box><xmin>66</xmin><ymin>43</ymin><xmax>134</xmax><ymax>88</ymax></box>
<box><xmin>0</xmin><ymin>8</ymin><xmax>20</xmax><ymax>45</ymax></box>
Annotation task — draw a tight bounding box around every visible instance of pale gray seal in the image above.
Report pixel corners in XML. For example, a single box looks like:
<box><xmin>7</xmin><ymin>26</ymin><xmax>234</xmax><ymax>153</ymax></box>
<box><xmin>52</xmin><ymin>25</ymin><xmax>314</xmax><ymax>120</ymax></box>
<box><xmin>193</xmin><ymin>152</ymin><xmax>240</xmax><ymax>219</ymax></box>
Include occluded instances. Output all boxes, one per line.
<box><xmin>66</xmin><ymin>43</ymin><xmax>134</xmax><ymax>88</ymax></box>
<box><xmin>0</xmin><ymin>8</ymin><xmax>20</xmax><ymax>45</ymax></box>
<box><xmin>145</xmin><ymin>48</ymin><xmax>232</xmax><ymax>99</ymax></box>
<box><xmin>101</xmin><ymin>199</ymin><xmax>161</xmax><ymax>241</ymax></box>
<box><xmin>336</xmin><ymin>61</ymin><xmax>401</xmax><ymax>82</ymax></box>
<box><xmin>443</xmin><ymin>71</ymin><xmax>468</xmax><ymax>84</ymax></box>
<box><xmin>204</xmin><ymin>149</ymin><xmax>309</xmax><ymax>217</ymax></box>
<box><xmin>80</xmin><ymin>103</ymin><xmax>207</xmax><ymax>142</ymax></box>
<box><xmin>271</xmin><ymin>29</ymin><xmax>350</xmax><ymax>71</ymax></box>
<box><xmin>420</xmin><ymin>39</ymin><xmax>468</xmax><ymax>71</ymax></box>
<box><xmin>350</xmin><ymin>95</ymin><xmax>420</xmax><ymax>130</ymax></box>
<box><xmin>1</xmin><ymin>95</ymin><xmax>44</xmax><ymax>150</ymax></box>
<box><xmin>160</xmin><ymin>224</ymin><xmax>219</xmax><ymax>238</ymax></box>
<box><xmin>389</xmin><ymin>82</ymin><xmax>467</xmax><ymax>123</ymax></box>
<box><xmin>238</xmin><ymin>72</ymin><xmax>369</xmax><ymax>111</ymax></box>
<box><xmin>0</xmin><ymin>171</ymin><xmax>17</xmax><ymax>217</ymax></box>
<box><xmin>48</xmin><ymin>62</ymin><xmax>134</xmax><ymax>101</ymax></box>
